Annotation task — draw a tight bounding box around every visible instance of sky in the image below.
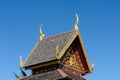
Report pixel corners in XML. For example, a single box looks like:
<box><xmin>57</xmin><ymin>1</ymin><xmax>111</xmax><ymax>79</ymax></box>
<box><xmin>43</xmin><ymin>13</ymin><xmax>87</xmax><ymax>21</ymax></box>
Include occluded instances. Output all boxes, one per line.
<box><xmin>0</xmin><ymin>0</ymin><xmax>120</xmax><ymax>80</ymax></box>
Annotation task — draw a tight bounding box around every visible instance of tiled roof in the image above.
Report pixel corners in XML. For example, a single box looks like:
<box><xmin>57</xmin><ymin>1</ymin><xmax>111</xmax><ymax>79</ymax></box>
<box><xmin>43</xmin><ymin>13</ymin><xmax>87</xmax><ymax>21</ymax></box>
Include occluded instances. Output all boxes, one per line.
<box><xmin>20</xmin><ymin>69</ymin><xmax>86</xmax><ymax>80</ymax></box>
<box><xmin>20</xmin><ymin>69</ymin><xmax>63</xmax><ymax>80</ymax></box>
<box><xmin>65</xmin><ymin>72</ymin><xmax>86</xmax><ymax>80</ymax></box>
<box><xmin>23</xmin><ymin>30</ymin><xmax>77</xmax><ymax>67</ymax></box>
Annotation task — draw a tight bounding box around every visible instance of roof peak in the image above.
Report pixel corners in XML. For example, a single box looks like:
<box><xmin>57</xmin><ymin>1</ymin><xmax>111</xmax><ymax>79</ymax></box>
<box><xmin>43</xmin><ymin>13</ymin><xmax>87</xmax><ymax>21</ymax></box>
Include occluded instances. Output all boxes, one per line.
<box><xmin>40</xmin><ymin>30</ymin><xmax>76</xmax><ymax>41</ymax></box>
<box><xmin>39</xmin><ymin>13</ymin><xmax>79</xmax><ymax>41</ymax></box>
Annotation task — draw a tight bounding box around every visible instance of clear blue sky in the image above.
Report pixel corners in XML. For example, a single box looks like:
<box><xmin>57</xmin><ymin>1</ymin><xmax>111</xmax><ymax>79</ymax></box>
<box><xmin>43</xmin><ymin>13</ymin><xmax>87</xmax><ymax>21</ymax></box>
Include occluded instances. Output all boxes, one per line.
<box><xmin>0</xmin><ymin>0</ymin><xmax>120</xmax><ymax>80</ymax></box>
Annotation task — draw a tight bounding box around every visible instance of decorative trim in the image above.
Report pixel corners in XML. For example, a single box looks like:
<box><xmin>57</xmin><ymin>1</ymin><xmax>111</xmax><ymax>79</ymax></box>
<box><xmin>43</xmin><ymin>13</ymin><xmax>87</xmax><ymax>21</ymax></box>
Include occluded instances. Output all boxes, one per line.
<box><xmin>39</xmin><ymin>24</ymin><xmax>45</xmax><ymax>40</ymax></box>
<box><xmin>74</xmin><ymin>13</ymin><xmax>79</xmax><ymax>30</ymax></box>
<box><xmin>77</xmin><ymin>30</ymin><xmax>91</xmax><ymax>73</ymax></box>
<box><xmin>20</xmin><ymin>56</ymin><xmax>24</xmax><ymax>67</ymax></box>
<box><xmin>55</xmin><ymin>46</ymin><xmax>60</xmax><ymax>59</ymax></box>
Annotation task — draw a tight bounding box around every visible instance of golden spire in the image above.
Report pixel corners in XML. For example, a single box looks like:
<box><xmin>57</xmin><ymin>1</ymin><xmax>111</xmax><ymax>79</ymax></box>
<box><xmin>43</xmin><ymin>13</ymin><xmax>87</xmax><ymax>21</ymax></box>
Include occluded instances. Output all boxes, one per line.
<box><xmin>39</xmin><ymin>24</ymin><xmax>45</xmax><ymax>40</ymax></box>
<box><xmin>20</xmin><ymin>56</ymin><xmax>24</xmax><ymax>67</ymax></box>
<box><xmin>74</xmin><ymin>13</ymin><xmax>79</xmax><ymax>30</ymax></box>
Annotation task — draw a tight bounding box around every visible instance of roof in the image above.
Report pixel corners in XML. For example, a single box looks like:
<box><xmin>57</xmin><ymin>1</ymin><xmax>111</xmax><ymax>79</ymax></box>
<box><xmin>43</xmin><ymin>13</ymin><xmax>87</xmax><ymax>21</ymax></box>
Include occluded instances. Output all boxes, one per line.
<box><xmin>20</xmin><ymin>69</ymin><xmax>63</xmax><ymax>80</ymax></box>
<box><xmin>23</xmin><ymin>30</ymin><xmax>77</xmax><ymax>67</ymax></box>
<box><xmin>23</xmin><ymin>29</ymin><xmax>91</xmax><ymax>73</ymax></box>
<box><xmin>19</xmin><ymin>69</ymin><xmax>86</xmax><ymax>80</ymax></box>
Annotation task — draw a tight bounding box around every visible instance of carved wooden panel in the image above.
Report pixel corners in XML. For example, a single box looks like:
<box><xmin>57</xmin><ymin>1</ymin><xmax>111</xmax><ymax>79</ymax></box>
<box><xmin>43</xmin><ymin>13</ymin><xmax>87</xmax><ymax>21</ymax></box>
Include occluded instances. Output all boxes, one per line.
<box><xmin>60</xmin><ymin>44</ymin><xmax>86</xmax><ymax>77</ymax></box>
<box><xmin>61</xmin><ymin>44</ymin><xmax>85</xmax><ymax>72</ymax></box>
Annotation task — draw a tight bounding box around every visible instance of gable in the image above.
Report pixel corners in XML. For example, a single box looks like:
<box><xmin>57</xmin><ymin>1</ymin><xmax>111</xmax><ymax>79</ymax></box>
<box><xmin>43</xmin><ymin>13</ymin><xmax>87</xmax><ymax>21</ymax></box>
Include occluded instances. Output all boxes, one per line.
<box><xmin>60</xmin><ymin>35</ymin><xmax>91</xmax><ymax>75</ymax></box>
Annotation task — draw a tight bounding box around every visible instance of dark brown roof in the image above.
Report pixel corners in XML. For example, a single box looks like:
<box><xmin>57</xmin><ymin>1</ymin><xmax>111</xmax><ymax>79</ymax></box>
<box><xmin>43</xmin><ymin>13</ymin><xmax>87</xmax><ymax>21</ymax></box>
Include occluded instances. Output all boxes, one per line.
<box><xmin>20</xmin><ymin>69</ymin><xmax>63</xmax><ymax>80</ymax></box>
<box><xmin>65</xmin><ymin>72</ymin><xmax>86</xmax><ymax>80</ymax></box>
<box><xmin>20</xmin><ymin>69</ymin><xmax>86</xmax><ymax>80</ymax></box>
<box><xmin>23</xmin><ymin>30</ymin><xmax>77</xmax><ymax>67</ymax></box>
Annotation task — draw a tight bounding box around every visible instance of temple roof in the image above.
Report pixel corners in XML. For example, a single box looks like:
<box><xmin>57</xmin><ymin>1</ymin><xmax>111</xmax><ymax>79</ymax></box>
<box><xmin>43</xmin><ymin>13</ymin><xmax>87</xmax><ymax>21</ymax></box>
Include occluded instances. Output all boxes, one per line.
<box><xmin>23</xmin><ymin>30</ymin><xmax>77</xmax><ymax>67</ymax></box>
<box><xmin>18</xmin><ymin>14</ymin><xmax>93</xmax><ymax>80</ymax></box>
<box><xmin>20</xmin><ymin>69</ymin><xmax>86</xmax><ymax>80</ymax></box>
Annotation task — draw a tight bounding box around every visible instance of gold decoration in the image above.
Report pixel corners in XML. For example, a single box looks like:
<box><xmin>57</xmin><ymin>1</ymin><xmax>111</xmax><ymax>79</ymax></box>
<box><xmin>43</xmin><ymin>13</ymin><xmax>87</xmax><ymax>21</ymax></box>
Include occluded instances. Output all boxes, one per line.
<box><xmin>61</xmin><ymin>45</ymin><xmax>85</xmax><ymax>71</ymax></box>
<box><xmin>62</xmin><ymin>46</ymin><xmax>77</xmax><ymax>67</ymax></box>
<box><xmin>20</xmin><ymin>56</ymin><xmax>24</xmax><ymax>67</ymax></box>
<box><xmin>55</xmin><ymin>46</ymin><xmax>59</xmax><ymax>59</ymax></box>
<box><xmin>39</xmin><ymin>24</ymin><xmax>45</xmax><ymax>40</ymax></box>
<box><xmin>74</xmin><ymin>13</ymin><xmax>79</xmax><ymax>30</ymax></box>
<box><xmin>68</xmin><ymin>54</ymin><xmax>79</xmax><ymax>68</ymax></box>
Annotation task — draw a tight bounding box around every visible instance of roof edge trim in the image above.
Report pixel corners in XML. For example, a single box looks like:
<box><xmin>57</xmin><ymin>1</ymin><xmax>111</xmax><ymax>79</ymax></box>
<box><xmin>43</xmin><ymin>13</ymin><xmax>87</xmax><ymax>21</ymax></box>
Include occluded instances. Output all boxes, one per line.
<box><xmin>77</xmin><ymin>31</ymin><xmax>91</xmax><ymax>73</ymax></box>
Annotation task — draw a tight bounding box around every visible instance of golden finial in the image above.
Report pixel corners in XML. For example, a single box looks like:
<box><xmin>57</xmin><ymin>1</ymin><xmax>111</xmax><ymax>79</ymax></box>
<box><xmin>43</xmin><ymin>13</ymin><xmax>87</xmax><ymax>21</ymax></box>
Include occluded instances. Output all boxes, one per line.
<box><xmin>39</xmin><ymin>24</ymin><xmax>45</xmax><ymax>40</ymax></box>
<box><xmin>20</xmin><ymin>56</ymin><xmax>24</xmax><ymax>67</ymax></box>
<box><xmin>74</xmin><ymin>13</ymin><xmax>79</xmax><ymax>30</ymax></box>
<box><xmin>55</xmin><ymin>46</ymin><xmax>59</xmax><ymax>59</ymax></box>
<box><xmin>90</xmin><ymin>62</ymin><xmax>94</xmax><ymax>72</ymax></box>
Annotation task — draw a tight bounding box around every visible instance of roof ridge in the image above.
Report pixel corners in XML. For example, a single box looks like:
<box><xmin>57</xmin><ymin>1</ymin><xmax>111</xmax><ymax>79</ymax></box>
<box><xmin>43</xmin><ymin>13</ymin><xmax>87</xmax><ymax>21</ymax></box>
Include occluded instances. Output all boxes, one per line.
<box><xmin>41</xmin><ymin>30</ymin><xmax>75</xmax><ymax>41</ymax></box>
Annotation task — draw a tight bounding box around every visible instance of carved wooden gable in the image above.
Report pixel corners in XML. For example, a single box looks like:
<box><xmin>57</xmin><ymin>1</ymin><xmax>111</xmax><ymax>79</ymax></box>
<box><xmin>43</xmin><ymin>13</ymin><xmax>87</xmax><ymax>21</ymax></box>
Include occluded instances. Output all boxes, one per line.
<box><xmin>61</xmin><ymin>36</ymin><xmax>88</xmax><ymax>76</ymax></box>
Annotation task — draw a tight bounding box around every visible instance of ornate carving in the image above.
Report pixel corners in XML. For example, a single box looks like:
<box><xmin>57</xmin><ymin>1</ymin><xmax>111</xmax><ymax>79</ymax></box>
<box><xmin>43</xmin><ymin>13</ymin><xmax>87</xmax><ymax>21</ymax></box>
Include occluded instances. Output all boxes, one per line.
<box><xmin>61</xmin><ymin>43</ymin><xmax>85</xmax><ymax>72</ymax></box>
<box><xmin>39</xmin><ymin>24</ymin><xmax>45</xmax><ymax>40</ymax></box>
<box><xmin>74</xmin><ymin>13</ymin><xmax>79</xmax><ymax>30</ymax></box>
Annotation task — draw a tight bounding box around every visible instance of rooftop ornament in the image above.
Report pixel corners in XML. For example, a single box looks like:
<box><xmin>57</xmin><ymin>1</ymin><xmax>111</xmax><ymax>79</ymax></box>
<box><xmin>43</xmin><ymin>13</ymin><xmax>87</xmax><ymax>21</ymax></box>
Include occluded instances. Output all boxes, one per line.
<box><xmin>55</xmin><ymin>46</ymin><xmax>60</xmax><ymax>59</ymax></box>
<box><xmin>39</xmin><ymin>24</ymin><xmax>45</xmax><ymax>40</ymax></box>
<box><xmin>74</xmin><ymin>13</ymin><xmax>79</xmax><ymax>30</ymax></box>
<box><xmin>20</xmin><ymin>56</ymin><xmax>24</xmax><ymax>67</ymax></box>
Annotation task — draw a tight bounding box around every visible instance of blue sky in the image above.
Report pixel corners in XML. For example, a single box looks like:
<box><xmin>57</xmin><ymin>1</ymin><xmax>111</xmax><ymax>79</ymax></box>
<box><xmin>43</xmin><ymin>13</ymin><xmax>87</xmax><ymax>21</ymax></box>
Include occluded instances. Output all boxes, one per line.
<box><xmin>0</xmin><ymin>0</ymin><xmax>120</xmax><ymax>80</ymax></box>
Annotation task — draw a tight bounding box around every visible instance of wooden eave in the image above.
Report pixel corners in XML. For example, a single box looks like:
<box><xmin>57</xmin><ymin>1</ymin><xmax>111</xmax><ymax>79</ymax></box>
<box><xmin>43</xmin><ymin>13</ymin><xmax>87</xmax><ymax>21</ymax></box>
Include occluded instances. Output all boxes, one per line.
<box><xmin>24</xmin><ymin>60</ymin><xmax>58</xmax><ymax>70</ymax></box>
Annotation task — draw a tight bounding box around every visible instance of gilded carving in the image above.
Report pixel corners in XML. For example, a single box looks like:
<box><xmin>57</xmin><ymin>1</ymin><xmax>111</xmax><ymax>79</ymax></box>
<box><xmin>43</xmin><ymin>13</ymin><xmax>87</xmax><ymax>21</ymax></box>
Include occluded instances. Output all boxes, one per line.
<box><xmin>39</xmin><ymin>24</ymin><xmax>45</xmax><ymax>40</ymax></box>
<box><xmin>74</xmin><ymin>13</ymin><xmax>79</xmax><ymax>30</ymax></box>
<box><xmin>61</xmin><ymin>44</ymin><xmax>85</xmax><ymax>72</ymax></box>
